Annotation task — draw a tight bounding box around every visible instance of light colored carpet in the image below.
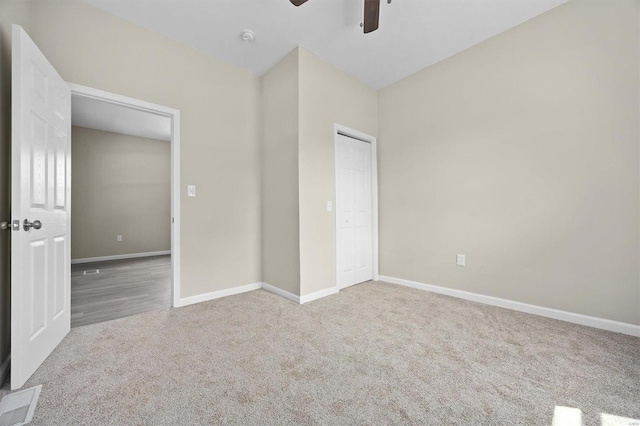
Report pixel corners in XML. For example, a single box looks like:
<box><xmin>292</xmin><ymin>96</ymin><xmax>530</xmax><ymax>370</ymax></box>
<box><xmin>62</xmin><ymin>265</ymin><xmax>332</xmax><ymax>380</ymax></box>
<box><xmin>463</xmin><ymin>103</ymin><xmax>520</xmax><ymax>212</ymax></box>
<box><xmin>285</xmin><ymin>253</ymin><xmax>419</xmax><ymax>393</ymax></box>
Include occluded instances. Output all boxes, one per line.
<box><xmin>1</xmin><ymin>281</ymin><xmax>638</xmax><ymax>425</ymax></box>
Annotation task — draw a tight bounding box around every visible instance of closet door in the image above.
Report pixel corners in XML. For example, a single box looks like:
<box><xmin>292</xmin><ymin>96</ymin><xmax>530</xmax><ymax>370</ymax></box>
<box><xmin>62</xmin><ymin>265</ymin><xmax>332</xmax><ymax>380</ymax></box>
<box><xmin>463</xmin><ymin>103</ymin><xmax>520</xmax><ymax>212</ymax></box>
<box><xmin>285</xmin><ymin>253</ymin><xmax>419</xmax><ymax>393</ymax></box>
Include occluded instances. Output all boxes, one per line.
<box><xmin>336</xmin><ymin>134</ymin><xmax>373</xmax><ymax>289</ymax></box>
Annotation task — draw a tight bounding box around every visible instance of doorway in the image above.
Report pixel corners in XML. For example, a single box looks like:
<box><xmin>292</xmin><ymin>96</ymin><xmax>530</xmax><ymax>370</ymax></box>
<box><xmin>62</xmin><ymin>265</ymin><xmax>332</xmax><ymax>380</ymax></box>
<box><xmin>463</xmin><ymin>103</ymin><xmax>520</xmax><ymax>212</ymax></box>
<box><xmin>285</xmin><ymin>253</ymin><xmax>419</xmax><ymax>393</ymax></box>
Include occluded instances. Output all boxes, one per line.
<box><xmin>68</xmin><ymin>83</ymin><xmax>182</xmax><ymax>315</ymax></box>
<box><xmin>69</xmin><ymin>93</ymin><xmax>175</xmax><ymax>327</ymax></box>
<box><xmin>334</xmin><ymin>124</ymin><xmax>378</xmax><ymax>290</ymax></box>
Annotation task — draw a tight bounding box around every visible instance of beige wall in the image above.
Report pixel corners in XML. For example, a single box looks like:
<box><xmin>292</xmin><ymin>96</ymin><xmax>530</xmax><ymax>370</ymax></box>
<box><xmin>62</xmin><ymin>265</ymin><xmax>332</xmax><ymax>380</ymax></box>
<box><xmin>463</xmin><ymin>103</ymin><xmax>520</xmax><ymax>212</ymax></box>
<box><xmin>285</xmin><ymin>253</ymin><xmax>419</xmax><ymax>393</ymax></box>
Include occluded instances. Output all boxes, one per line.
<box><xmin>0</xmin><ymin>0</ymin><xmax>262</xmax><ymax>301</ymax></box>
<box><xmin>71</xmin><ymin>126</ymin><xmax>170</xmax><ymax>260</ymax></box>
<box><xmin>298</xmin><ymin>48</ymin><xmax>377</xmax><ymax>296</ymax></box>
<box><xmin>260</xmin><ymin>47</ymin><xmax>377</xmax><ymax>297</ymax></box>
<box><xmin>378</xmin><ymin>0</ymin><xmax>640</xmax><ymax>325</ymax></box>
<box><xmin>261</xmin><ymin>49</ymin><xmax>300</xmax><ymax>295</ymax></box>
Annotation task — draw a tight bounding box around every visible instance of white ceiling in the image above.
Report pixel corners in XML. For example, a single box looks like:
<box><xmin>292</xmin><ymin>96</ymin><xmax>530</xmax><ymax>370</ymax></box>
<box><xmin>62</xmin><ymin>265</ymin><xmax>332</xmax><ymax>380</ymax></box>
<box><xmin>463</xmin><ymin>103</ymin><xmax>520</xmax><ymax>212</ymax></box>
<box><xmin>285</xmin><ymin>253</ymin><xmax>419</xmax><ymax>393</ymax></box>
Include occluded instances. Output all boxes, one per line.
<box><xmin>71</xmin><ymin>94</ymin><xmax>171</xmax><ymax>141</ymax></box>
<box><xmin>85</xmin><ymin>0</ymin><xmax>567</xmax><ymax>90</ymax></box>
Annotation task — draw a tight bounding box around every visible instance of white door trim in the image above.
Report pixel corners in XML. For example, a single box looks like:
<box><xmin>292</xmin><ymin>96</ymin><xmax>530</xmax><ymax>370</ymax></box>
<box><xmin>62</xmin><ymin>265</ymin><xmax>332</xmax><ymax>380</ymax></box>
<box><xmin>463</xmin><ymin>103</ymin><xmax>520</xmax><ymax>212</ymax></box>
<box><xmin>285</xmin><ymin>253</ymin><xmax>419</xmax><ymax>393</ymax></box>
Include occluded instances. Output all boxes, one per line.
<box><xmin>67</xmin><ymin>83</ymin><xmax>181</xmax><ymax>307</ymax></box>
<box><xmin>333</xmin><ymin>123</ymin><xmax>378</xmax><ymax>292</ymax></box>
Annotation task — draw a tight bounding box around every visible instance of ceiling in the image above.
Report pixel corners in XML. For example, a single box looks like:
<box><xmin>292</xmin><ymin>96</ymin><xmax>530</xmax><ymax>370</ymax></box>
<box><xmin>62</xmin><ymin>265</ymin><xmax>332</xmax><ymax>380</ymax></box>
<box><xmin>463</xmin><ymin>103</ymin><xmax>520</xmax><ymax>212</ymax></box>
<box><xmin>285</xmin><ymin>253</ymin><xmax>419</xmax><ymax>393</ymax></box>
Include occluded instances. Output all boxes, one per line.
<box><xmin>85</xmin><ymin>0</ymin><xmax>567</xmax><ymax>90</ymax></box>
<box><xmin>72</xmin><ymin>94</ymin><xmax>171</xmax><ymax>141</ymax></box>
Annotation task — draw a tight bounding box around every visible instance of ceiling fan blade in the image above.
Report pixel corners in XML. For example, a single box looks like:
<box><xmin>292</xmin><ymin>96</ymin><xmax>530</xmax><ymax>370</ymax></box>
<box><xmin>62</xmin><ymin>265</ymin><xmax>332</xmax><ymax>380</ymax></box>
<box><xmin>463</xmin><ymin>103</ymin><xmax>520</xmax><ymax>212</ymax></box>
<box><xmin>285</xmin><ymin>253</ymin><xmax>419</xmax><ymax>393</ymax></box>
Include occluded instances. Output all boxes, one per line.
<box><xmin>363</xmin><ymin>0</ymin><xmax>380</xmax><ymax>33</ymax></box>
<box><xmin>290</xmin><ymin>0</ymin><xmax>308</xmax><ymax>6</ymax></box>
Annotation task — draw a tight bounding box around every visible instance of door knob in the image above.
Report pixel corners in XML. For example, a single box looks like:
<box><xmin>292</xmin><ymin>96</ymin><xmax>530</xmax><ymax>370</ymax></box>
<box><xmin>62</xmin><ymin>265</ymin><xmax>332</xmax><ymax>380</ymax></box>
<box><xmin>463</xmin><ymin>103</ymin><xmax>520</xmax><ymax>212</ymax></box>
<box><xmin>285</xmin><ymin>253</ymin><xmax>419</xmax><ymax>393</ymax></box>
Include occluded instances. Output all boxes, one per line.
<box><xmin>23</xmin><ymin>219</ymin><xmax>42</xmax><ymax>231</ymax></box>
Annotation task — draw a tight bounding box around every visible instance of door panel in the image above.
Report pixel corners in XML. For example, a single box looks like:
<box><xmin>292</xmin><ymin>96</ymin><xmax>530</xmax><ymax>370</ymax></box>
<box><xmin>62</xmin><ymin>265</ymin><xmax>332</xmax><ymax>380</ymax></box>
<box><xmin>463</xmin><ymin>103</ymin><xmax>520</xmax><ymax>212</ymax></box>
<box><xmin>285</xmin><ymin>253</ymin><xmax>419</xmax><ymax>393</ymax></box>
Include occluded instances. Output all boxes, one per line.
<box><xmin>336</xmin><ymin>134</ymin><xmax>373</xmax><ymax>289</ymax></box>
<box><xmin>54</xmin><ymin>131</ymin><xmax>67</xmax><ymax>210</ymax></box>
<box><xmin>53</xmin><ymin>236</ymin><xmax>67</xmax><ymax>318</ymax></box>
<box><xmin>29</xmin><ymin>240</ymin><xmax>47</xmax><ymax>339</ymax></box>
<box><xmin>12</xmin><ymin>25</ymin><xmax>71</xmax><ymax>390</ymax></box>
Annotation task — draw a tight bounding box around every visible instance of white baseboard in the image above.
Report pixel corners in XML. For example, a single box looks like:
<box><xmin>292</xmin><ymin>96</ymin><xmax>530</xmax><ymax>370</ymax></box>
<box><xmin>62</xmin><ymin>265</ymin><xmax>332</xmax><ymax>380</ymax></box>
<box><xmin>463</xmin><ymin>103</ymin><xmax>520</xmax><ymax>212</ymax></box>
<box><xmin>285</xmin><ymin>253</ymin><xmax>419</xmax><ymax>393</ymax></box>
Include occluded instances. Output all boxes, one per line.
<box><xmin>175</xmin><ymin>282</ymin><xmax>262</xmax><ymax>308</ymax></box>
<box><xmin>71</xmin><ymin>250</ymin><xmax>171</xmax><ymax>264</ymax></box>
<box><xmin>0</xmin><ymin>354</ymin><xmax>10</xmax><ymax>387</ymax></box>
<box><xmin>300</xmin><ymin>286</ymin><xmax>339</xmax><ymax>304</ymax></box>
<box><xmin>379</xmin><ymin>275</ymin><xmax>640</xmax><ymax>337</ymax></box>
<box><xmin>262</xmin><ymin>283</ymin><xmax>339</xmax><ymax>305</ymax></box>
<box><xmin>262</xmin><ymin>283</ymin><xmax>301</xmax><ymax>304</ymax></box>
<box><xmin>175</xmin><ymin>281</ymin><xmax>339</xmax><ymax>308</ymax></box>
<box><xmin>173</xmin><ymin>278</ymin><xmax>340</xmax><ymax>310</ymax></box>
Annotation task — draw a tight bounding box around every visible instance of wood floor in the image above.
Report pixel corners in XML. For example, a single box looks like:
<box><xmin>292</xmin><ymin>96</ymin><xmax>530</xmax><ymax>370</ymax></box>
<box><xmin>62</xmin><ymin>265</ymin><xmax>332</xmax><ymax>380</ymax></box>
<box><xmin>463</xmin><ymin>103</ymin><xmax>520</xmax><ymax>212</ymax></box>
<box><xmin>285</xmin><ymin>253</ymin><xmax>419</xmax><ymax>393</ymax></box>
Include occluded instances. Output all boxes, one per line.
<box><xmin>71</xmin><ymin>255</ymin><xmax>171</xmax><ymax>328</ymax></box>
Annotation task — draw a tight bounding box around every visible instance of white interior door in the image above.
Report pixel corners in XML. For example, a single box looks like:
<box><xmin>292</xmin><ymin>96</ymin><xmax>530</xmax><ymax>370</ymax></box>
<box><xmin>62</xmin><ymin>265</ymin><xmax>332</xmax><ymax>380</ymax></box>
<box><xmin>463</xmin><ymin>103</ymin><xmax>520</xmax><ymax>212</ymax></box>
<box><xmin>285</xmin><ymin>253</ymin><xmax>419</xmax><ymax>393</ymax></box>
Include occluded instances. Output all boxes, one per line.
<box><xmin>336</xmin><ymin>134</ymin><xmax>373</xmax><ymax>289</ymax></box>
<box><xmin>11</xmin><ymin>25</ymin><xmax>71</xmax><ymax>390</ymax></box>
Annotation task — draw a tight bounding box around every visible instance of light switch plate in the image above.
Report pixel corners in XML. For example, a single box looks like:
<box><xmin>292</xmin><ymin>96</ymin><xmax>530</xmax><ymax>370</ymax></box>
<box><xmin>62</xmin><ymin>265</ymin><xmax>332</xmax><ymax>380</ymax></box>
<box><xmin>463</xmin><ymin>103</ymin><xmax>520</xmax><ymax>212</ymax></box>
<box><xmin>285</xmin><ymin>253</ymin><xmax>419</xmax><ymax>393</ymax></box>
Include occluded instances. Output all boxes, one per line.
<box><xmin>116</xmin><ymin>235</ymin><xmax>123</xmax><ymax>242</ymax></box>
<box><xmin>456</xmin><ymin>254</ymin><xmax>466</xmax><ymax>267</ymax></box>
<box><xmin>327</xmin><ymin>201</ymin><xmax>333</xmax><ymax>211</ymax></box>
<box><xmin>188</xmin><ymin>185</ymin><xmax>196</xmax><ymax>197</ymax></box>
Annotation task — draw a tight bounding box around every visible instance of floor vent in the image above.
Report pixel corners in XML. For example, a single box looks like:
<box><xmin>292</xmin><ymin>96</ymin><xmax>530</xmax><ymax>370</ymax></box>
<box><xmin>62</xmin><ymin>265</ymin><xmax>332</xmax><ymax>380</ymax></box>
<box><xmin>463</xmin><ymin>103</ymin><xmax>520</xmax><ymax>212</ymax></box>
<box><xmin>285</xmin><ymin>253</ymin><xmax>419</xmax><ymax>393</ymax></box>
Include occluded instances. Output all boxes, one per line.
<box><xmin>83</xmin><ymin>269</ymin><xmax>100</xmax><ymax>275</ymax></box>
<box><xmin>0</xmin><ymin>385</ymin><xmax>42</xmax><ymax>426</ymax></box>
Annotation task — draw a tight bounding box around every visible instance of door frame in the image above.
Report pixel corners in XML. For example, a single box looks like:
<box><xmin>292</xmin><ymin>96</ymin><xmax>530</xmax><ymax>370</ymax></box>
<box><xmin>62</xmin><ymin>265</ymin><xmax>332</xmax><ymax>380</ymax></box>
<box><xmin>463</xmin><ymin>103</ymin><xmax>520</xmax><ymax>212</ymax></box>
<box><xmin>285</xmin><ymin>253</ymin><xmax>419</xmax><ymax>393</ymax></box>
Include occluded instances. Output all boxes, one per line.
<box><xmin>333</xmin><ymin>123</ymin><xmax>379</xmax><ymax>291</ymax></box>
<box><xmin>68</xmin><ymin>83</ymin><xmax>181</xmax><ymax>307</ymax></box>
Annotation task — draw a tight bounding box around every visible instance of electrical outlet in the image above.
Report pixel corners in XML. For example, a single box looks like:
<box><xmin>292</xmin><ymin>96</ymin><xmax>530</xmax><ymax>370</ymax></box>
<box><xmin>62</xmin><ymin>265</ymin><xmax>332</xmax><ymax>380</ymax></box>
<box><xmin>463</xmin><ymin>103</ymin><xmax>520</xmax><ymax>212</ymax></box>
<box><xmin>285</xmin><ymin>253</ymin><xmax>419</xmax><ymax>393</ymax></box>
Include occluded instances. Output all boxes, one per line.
<box><xmin>456</xmin><ymin>254</ymin><xmax>465</xmax><ymax>267</ymax></box>
<box><xmin>117</xmin><ymin>235</ymin><xmax>123</xmax><ymax>242</ymax></box>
